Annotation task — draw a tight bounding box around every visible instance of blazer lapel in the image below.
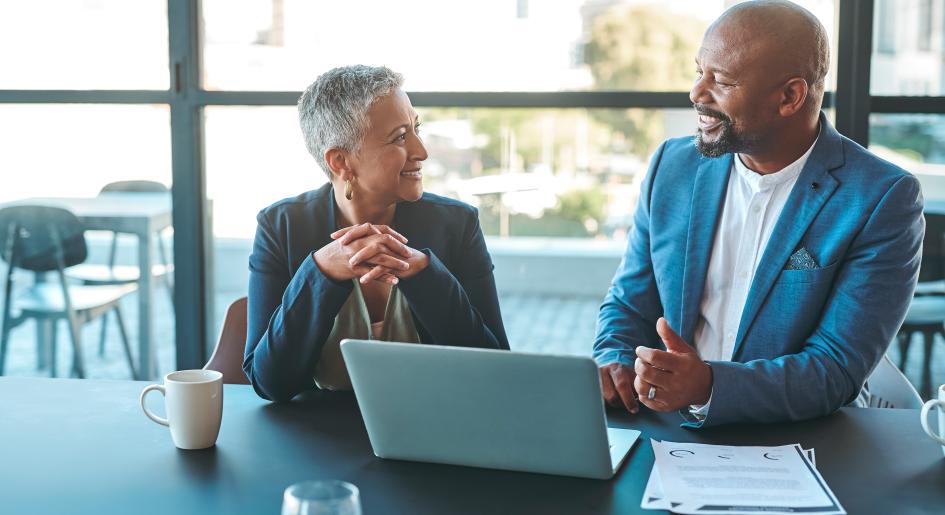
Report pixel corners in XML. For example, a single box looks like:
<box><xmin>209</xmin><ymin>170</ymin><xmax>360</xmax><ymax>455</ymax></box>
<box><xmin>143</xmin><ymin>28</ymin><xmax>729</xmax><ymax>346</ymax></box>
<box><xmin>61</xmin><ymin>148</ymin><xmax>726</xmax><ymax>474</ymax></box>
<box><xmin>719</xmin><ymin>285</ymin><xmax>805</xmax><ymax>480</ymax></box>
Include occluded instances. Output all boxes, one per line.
<box><xmin>731</xmin><ymin>115</ymin><xmax>844</xmax><ymax>359</ymax></box>
<box><xmin>680</xmin><ymin>155</ymin><xmax>732</xmax><ymax>344</ymax></box>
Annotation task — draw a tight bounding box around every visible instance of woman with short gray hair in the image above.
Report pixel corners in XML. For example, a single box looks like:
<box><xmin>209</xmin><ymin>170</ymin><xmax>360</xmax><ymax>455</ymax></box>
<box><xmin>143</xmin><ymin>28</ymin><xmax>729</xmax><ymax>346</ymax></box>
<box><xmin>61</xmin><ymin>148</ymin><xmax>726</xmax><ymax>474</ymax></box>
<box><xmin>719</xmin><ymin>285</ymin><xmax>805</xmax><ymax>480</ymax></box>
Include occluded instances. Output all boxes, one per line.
<box><xmin>244</xmin><ymin>65</ymin><xmax>509</xmax><ymax>401</ymax></box>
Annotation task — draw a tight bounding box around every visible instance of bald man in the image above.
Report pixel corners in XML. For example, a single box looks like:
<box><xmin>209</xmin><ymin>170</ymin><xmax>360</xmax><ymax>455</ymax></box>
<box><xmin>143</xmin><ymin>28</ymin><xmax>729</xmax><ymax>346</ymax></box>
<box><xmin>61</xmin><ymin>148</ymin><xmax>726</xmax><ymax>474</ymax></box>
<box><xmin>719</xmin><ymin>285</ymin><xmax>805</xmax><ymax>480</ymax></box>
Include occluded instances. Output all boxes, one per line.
<box><xmin>593</xmin><ymin>0</ymin><xmax>924</xmax><ymax>427</ymax></box>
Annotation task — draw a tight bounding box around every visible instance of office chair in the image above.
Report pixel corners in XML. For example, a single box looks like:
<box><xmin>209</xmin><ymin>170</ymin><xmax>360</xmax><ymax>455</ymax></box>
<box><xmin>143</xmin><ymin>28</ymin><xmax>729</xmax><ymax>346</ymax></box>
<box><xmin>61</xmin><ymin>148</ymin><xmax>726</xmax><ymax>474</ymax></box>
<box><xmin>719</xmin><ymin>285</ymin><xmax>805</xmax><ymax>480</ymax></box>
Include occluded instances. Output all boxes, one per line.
<box><xmin>0</xmin><ymin>205</ymin><xmax>137</xmax><ymax>378</ymax></box>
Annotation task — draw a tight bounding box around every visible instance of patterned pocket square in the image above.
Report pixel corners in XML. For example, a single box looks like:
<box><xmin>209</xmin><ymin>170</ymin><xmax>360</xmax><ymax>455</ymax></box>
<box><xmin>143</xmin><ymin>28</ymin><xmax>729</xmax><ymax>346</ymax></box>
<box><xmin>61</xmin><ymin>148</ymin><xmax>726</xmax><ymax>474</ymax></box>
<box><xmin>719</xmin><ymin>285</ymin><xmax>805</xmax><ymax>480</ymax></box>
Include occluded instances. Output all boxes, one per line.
<box><xmin>787</xmin><ymin>247</ymin><xmax>820</xmax><ymax>270</ymax></box>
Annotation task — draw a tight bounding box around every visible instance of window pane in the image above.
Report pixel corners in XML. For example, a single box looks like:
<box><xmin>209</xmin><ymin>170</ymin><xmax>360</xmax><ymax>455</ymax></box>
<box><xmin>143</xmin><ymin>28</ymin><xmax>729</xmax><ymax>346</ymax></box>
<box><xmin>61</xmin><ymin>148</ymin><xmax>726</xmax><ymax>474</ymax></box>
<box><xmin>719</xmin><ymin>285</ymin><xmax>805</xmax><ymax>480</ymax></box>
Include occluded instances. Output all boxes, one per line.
<box><xmin>206</xmin><ymin>105</ymin><xmax>696</xmax><ymax>353</ymax></box>
<box><xmin>205</xmin><ymin>106</ymin><xmax>698</xmax><ymax>238</ymax></box>
<box><xmin>205</xmin><ymin>107</ymin><xmax>319</xmax><ymax>240</ymax></box>
<box><xmin>205</xmin><ymin>106</ymin><xmax>320</xmax><ymax>339</ymax></box>
<box><xmin>416</xmin><ymin>107</ymin><xmax>694</xmax><ymax>239</ymax></box>
<box><xmin>870</xmin><ymin>113</ymin><xmax>945</xmax><ymax>199</ymax></box>
<box><xmin>0</xmin><ymin>1</ymin><xmax>168</xmax><ymax>90</ymax></box>
<box><xmin>201</xmin><ymin>0</ymin><xmax>836</xmax><ymax>93</ymax></box>
<box><xmin>871</xmin><ymin>0</ymin><xmax>945</xmax><ymax>95</ymax></box>
<box><xmin>0</xmin><ymin>105</ymin><xmax>175</xmax><ymax>379</ymax></box>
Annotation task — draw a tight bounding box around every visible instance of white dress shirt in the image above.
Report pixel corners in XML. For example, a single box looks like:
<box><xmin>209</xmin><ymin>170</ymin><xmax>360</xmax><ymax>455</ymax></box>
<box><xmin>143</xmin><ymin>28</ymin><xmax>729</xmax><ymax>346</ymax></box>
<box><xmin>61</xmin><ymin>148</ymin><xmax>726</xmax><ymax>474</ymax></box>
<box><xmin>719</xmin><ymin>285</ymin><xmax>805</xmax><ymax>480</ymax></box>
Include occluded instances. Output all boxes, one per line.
<box><xmin>689</xmin><ymin>137</ymin><xmax>818</xmax><ymax>418</ymax></box>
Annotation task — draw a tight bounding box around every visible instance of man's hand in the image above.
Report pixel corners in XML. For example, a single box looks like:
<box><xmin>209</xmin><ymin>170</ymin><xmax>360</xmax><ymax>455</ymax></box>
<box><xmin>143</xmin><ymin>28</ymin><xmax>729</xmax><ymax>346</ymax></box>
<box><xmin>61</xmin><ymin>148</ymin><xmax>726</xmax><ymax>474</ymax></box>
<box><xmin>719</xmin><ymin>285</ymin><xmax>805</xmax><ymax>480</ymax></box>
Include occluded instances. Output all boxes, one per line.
<box><xmin>598</xmin><ymin>362</ymin><xmax>640</xmax><ymax>414</ymax></box>
<box><xmin>633</xmin><ymin>317</ymin><xmax>713</xmax><ymax>412</ymax></box>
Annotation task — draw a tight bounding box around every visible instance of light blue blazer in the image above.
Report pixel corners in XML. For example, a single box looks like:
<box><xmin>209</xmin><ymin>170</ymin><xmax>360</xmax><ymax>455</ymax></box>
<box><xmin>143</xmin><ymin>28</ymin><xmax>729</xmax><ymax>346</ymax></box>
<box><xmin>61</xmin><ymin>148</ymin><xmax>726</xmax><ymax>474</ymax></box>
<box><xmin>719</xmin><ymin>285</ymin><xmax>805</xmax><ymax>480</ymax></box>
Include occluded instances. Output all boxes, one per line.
<box><xmin>593</xmin><ymin>113</ymin><xmax>924</xmax><ymax>427</ymax></box>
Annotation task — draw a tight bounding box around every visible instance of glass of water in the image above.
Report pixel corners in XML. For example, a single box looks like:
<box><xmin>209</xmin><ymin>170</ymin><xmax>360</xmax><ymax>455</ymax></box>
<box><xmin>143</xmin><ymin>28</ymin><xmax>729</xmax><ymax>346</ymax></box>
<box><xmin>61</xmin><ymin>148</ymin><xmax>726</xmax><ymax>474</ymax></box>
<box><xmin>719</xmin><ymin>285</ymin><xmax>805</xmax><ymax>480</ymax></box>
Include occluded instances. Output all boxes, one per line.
<box><xmin>281</xmin><ymin>480</ymin><xmax>361</xmax><ymax>515</ymax></box>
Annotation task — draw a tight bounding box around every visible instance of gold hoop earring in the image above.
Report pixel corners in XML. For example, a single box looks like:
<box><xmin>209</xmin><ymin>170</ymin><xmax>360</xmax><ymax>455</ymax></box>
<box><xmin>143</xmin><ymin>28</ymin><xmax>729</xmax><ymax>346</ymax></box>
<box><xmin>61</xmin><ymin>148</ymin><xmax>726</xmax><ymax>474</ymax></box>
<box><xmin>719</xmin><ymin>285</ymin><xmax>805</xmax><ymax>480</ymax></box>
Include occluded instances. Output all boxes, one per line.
<box><xmin>344</xmin><ymin>179</ymin><xmax>353</xmax><ymax>201</ymax></box>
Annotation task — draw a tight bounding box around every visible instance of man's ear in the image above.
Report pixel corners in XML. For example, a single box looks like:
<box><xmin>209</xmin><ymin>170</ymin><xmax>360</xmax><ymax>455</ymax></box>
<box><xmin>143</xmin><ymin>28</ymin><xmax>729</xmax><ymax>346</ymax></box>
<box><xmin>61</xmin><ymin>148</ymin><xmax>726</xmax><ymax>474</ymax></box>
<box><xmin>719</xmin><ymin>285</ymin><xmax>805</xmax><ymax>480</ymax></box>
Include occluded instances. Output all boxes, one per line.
<box><xmin>779</xmin><ymin>77</ymin><xmax>809</xmax><ymax>117</ymax></box>
<box><xmin>324</xmin><ymin>148</ymin><xmax>355</xmax><ymax>182</ymax></box>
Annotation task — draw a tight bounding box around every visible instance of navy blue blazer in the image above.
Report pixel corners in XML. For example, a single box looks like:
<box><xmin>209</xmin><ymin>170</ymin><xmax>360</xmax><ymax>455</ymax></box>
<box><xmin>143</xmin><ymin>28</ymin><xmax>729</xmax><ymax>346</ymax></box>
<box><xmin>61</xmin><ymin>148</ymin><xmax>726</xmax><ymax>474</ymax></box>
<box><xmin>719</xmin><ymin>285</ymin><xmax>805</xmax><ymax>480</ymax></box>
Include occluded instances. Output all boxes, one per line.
<box><xmin>244</xmin><ymin>184</ymin><xmax>509</xmax><ymax>401</ymax></box>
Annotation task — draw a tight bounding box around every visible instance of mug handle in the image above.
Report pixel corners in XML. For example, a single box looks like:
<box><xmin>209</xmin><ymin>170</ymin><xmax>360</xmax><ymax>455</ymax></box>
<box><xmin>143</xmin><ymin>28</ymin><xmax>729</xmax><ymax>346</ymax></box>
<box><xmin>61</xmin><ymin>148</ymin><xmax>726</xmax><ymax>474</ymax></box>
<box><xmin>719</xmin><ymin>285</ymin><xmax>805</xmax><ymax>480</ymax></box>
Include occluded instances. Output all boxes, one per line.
<box><xmin>920</xmin><ymin>399</ymin><xmax>945</xmax><ymax>446</ymax></box>
<box><xmin>140</xmin><ymin>384</ymin><xmax>169</xmax><ymax>427</ymax></box>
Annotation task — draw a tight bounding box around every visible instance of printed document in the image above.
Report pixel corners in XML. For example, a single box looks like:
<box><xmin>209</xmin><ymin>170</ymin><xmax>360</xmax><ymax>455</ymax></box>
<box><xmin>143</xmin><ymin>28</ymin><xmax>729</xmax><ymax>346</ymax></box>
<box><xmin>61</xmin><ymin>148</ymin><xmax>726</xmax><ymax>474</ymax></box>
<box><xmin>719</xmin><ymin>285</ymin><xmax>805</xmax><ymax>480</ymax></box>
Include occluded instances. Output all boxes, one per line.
<box><xmin>642</xmin><ymin>440</ymin><xmax>844</xmax><ymax>514</ymax></box>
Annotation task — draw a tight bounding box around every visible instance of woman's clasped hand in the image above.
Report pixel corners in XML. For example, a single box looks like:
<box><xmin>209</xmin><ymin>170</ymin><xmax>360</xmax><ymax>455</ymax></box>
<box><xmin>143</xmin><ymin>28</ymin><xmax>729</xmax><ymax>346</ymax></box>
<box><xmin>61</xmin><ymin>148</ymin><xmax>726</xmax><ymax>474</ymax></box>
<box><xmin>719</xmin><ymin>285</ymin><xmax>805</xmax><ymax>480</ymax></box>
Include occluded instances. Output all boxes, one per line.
<box><xmin>314</xmin><ymin>222</ymin><xmax>429</xmax><ymax>285</ymax></box>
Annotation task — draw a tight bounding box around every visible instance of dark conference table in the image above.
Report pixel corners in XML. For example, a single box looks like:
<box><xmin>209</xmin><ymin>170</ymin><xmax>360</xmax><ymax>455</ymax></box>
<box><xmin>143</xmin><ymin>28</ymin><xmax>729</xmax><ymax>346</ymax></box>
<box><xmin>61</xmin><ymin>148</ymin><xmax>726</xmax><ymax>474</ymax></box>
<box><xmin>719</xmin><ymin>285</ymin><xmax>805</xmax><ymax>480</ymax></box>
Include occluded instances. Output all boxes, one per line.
<box><xmin>2</xmin><ymin>377</ymin><xmax>944</xmax><ymax>515</ymax></box>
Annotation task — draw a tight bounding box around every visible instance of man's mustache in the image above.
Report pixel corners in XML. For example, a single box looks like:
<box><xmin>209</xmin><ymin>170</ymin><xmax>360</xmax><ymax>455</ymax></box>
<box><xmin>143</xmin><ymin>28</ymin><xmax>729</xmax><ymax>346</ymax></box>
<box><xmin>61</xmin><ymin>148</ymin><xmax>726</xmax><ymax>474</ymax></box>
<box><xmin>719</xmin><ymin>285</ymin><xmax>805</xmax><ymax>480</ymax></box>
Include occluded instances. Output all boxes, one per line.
<box><xmin>693</xmin><ymin>104</ymin><xmax>731</xmax><ymax>123</ymax></box>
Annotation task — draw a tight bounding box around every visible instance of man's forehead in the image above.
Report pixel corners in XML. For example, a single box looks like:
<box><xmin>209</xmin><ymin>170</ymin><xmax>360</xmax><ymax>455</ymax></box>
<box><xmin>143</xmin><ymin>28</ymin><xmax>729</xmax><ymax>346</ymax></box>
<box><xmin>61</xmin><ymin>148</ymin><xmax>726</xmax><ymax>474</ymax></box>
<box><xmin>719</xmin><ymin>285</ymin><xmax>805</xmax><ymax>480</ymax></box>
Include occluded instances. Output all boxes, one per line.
<box><xmin>695</xmin><ymin>43</ymin><xmax>742</xmax><ymax>73</ymax></box>
<box><xmin>698</xmin><ymin>24</ymin><xmax>771</xmax><ymax>72</ymax></box>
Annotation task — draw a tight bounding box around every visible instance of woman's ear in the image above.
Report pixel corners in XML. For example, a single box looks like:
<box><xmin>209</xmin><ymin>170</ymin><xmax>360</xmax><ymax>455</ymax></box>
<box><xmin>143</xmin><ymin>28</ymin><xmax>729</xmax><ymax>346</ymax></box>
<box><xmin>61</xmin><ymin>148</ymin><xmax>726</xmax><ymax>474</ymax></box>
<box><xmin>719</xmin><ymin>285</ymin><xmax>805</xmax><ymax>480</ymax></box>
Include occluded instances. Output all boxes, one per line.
<box><xmin>324</xmin><ymin>148</ymin><xmax>355</xmax><ymax>182</ymax></box>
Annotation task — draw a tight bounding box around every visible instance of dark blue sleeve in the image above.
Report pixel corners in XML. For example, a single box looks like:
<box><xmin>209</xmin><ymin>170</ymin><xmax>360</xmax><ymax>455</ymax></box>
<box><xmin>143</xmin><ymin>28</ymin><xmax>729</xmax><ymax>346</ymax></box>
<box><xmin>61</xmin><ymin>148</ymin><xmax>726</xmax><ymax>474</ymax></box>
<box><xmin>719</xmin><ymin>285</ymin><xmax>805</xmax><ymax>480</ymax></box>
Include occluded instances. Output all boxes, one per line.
<box><xmin>397</xmin><ymin>210</ymin><xmax>510</xmax><ymax>350</ymax></box>
<box><xmin>243</xmin><ymin>211</ymin><xmax>353</xmax><ymax>402</ymax></box>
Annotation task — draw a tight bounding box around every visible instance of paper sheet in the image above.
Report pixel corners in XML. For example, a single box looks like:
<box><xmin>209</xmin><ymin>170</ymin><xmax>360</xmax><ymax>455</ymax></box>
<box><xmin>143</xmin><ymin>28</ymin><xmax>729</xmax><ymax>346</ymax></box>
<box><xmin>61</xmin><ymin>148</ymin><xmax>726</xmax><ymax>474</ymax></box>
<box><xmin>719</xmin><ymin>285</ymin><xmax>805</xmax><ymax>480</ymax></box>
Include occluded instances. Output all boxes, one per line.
<box><xmin>642</xmin><ymin>440</ymin><xmax>843</xmax><ymax>515</ymax></box>
<box><xmin>641</xmin><ymin>447</ymin><xmax>816</xmax><ymax>512</ymax></box>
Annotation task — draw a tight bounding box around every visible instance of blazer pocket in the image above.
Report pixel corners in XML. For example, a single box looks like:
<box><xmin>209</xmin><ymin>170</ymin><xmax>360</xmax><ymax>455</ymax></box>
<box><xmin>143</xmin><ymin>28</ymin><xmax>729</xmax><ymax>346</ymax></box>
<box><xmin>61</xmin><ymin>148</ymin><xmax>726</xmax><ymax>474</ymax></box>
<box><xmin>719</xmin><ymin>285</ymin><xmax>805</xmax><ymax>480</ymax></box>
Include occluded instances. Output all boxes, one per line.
<box><xmin>776</xmin><ymin>260</ymin><xmax>838</xmax><ymax>285</ymax></box>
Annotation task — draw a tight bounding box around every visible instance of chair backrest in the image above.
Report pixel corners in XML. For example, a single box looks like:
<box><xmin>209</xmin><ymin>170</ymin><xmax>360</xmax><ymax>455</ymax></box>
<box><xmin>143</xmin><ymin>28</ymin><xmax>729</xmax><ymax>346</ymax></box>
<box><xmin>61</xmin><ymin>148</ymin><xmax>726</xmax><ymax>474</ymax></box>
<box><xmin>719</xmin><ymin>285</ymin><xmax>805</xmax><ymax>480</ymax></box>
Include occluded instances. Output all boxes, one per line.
<box><xmin>0</xmin><ymin>205</ymin><xmax>87</xmax><ymax>271</ymax></box>
<box><xmin>204</xmin><ymin>297</ymin><xmax>250</xmax><ymax>385</ymax></box>
<box><xmin>918</xmin><ymin>212</ymin><xmax>945</xmax><ymax>283</ymax></box>
<box><xmin>865</xmin><ymin>354</ymin><xmax>923</xmax><ymax>409</ymax></box>
<box><xmin>99</xmin><ymin>180</ymin><xmax>169</xmax><ymax>194</ymax></box>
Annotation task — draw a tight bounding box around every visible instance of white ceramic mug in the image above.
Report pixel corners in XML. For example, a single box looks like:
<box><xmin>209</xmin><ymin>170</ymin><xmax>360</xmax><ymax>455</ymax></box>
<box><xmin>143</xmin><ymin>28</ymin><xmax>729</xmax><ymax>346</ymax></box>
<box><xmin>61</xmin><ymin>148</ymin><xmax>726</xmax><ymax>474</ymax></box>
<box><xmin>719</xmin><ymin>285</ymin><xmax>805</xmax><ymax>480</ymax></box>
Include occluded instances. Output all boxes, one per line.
<box><xmin>140</xmin><ymin>369</ymin><xmax>224</xmax><ymax>450</ymax></box>
<box><xmin>921</xmin><ymin>384</ymin><xmax>945</xmax><ymax>456</ymax></box>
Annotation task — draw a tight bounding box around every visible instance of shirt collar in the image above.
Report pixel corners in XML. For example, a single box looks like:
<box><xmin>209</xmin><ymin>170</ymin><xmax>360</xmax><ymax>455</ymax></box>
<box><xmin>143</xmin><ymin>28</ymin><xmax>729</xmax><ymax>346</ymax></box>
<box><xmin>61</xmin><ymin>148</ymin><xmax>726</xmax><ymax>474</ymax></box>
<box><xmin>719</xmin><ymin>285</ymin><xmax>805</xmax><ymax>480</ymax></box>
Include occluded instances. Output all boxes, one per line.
<box><xmin>734</xmin><ymin>133</ymin><xmax>819</xmax><ymax>193</ymax></box>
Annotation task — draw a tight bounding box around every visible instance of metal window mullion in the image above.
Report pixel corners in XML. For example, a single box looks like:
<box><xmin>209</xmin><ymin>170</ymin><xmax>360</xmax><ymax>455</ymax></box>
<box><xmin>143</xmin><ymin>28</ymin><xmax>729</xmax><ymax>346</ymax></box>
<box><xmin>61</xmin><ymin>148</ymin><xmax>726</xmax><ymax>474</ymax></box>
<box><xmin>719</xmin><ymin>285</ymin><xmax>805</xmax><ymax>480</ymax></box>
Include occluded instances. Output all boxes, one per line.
<box><xmin>168</xmin><ymin>0</ymin><xmax>212</xmax><ymax>371</ymax></box>
<box><xmin>192</xmin><ymin>90</ymin><xmax>835</xmax><ymax>109</ymax></box>
<box><xmin>409</xmin><ymin>91</ymin><xmax>695</xmax><ymax>109</ymax></box>
<box><xmin>193</xmin><ymin>90</ymin><xmax>700</xmax><ymax>108</ymax></box>
<box><xmin>870</xmin><ymin>96</ymin><xmax>945</xmax><ymax>113</ymax></box>
<box><xmin>0</xmin><ymin>90</ymin><xmax>171</xmax><ymax>104</ymax></box>
<box><xmin>836</xmin><ymin>0</ymin><xmax>874</xmax><ymax>145</ymax></box>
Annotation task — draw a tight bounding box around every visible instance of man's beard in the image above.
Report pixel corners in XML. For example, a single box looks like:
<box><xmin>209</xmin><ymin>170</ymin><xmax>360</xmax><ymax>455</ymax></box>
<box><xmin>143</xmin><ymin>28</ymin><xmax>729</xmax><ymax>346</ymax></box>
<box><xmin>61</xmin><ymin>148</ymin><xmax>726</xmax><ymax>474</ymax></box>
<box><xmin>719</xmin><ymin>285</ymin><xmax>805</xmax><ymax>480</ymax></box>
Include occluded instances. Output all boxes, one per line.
<box><xmin>693</xmin><ymin>105</ymin><xmax>757</xmax><ymax>158</ymax></box>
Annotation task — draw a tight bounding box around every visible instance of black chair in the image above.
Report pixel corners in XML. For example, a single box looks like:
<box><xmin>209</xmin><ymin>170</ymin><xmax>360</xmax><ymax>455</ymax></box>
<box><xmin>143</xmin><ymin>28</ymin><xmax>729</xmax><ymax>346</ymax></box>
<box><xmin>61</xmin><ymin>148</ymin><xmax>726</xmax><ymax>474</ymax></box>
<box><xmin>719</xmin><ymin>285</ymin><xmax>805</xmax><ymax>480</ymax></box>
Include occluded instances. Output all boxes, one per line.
<box><xmin>0</xmin><ymin>205</ymin><xmax>137</xmax><ymax>379</ymax></box>
<box><xmin>66</xmin><ymin>180</ymin><xmax>173</xmax><ymax>359</ymax></box>
<box><xmin>897</xmin><ymin>212</ymin><xmax>945</xmax><ymax>398</ymax></box>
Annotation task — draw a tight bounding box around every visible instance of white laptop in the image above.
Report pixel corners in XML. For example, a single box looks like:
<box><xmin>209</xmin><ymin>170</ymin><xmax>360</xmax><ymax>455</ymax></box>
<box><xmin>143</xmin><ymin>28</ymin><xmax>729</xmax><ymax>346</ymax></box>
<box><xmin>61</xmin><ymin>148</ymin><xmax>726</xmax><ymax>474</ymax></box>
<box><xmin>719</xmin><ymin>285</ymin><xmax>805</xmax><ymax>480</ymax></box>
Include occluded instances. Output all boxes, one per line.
<box><xmin>340</xmin><ymin>339</ymin><xmax>640</xmax><ymax>480</ymax></box>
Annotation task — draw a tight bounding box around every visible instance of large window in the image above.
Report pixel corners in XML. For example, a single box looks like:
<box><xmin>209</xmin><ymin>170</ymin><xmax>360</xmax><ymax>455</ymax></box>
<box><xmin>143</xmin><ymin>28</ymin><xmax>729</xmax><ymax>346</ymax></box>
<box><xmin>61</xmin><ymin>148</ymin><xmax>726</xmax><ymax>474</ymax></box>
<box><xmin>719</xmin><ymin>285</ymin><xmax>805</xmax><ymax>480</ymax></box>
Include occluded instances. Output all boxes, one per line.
<box><xmin>869</xmin><ymin>0</ymin><xmax>945</xmax><ymax>204</ymax></box>
<box><xmin>201</xmin><ymin>0</ymin><xmax>713</xmax><ymax>92</ymax></box>
<box><xmin>9</xmin><ymin>0</ymin><xmax>924</xmax><ymax>372</ymax></box>
<box><xmin>201</xmin><ymin>0</ymin><xmax>836</xmax><ymax>92</ymax></box>
<box><xmin>864</xmin><ymin>0</ymin><xmax>945</xmax><ymax>392</ymax></box>
<box><xmin>201</xmin><ymin>0</ymin><xmax>837</xmax><ymax>353</ymax></box>
<box><xmin>0</xmin><ymin>105</ymin><xmax>171</xmax><ymax>201</ymax></box>
<box><xmin>0</xmin><ymin>1</ymin><xmax>169</xmax><ymax>90</ymax></box>
<box><xmin>0</xmin><ymin>104</ymin><xmax>174</xmax><ymax>379</ymax></box>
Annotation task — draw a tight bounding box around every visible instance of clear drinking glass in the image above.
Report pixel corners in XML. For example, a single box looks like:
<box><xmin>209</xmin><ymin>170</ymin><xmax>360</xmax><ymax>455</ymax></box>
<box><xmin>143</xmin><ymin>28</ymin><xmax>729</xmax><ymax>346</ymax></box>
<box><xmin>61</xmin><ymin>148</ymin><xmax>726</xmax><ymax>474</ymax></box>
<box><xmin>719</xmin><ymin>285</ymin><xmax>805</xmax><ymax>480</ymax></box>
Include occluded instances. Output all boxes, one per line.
<box><xmin>281</xmin><ymin>480</ymin><xmax>361</xmax><ymax>515</ymax></box>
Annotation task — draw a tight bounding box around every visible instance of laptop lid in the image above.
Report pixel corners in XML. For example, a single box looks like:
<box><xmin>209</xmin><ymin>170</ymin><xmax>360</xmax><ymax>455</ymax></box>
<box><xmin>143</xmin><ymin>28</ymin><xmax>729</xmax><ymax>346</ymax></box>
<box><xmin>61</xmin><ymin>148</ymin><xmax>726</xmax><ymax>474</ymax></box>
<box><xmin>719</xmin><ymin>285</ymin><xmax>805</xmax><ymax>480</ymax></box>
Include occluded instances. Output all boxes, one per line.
<box><xmin>340</xmin><ymin>339</ymin><xmax>632</xmax><ymax>479</ymax></box>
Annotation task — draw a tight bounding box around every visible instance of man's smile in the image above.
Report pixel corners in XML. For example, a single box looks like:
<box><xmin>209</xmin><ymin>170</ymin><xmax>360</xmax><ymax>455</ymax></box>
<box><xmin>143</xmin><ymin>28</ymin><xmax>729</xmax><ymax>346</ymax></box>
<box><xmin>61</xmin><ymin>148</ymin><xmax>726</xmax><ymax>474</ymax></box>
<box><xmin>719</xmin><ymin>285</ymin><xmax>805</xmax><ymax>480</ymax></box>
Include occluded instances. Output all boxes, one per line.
<box><xmin>698</xmin><ymin>114</ymin><xmax>724</xmax><ymax>132</ymax></box>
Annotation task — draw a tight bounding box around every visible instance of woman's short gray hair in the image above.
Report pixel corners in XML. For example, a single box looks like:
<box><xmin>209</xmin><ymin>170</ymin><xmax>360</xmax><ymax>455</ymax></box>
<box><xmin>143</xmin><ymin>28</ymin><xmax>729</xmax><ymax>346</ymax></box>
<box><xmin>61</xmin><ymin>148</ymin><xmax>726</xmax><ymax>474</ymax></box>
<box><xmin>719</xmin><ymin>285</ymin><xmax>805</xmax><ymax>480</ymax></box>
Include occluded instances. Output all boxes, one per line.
<box><xmin>298</xmin><ymin>65</ymin><xmax>404</xmax><ymax>176</ymax></box>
